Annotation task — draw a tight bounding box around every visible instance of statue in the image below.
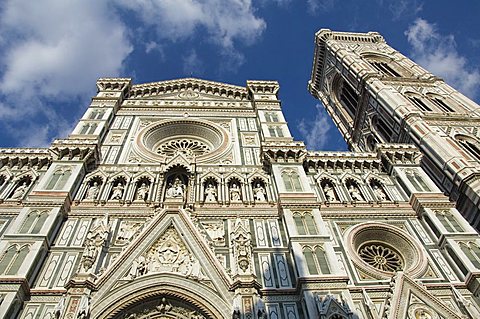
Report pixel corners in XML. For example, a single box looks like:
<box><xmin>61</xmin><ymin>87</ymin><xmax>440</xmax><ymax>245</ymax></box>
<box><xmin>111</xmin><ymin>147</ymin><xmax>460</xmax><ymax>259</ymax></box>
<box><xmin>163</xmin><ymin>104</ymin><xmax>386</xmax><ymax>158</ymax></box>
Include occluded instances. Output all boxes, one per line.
<box><xmin>165</xmin><ymin>177</ymin><xmax>185</xmax><ymax>199</ymax></box>
<box><xmin>204</xmin><ymin>184</ymin><xmax>217</xmax><ymax>202</ymax></box>
<box><xmin>111</xmin><ymin>182</ymin><xmax>124</xmax><ymax>200</ymax></box>
<box><xmin>80</xmin><ymin>239</ymin><xmax>98</xmax><ymax>272</ymax></box>
<box><xmin>86</xmin><ymin>182</ymin><xmax>100</xmax><ymax>200</ymax></box>
<box><xmin>348</xmin><ymin>184</ymin><xmax>363</xmax><ymax>201</ymax></box>
<box><xmin>10</xmin><ymin>181</ymin><xmax>28</xmax><ymax>199</ymax></box>
<box><xmin>77</xmin><ymin>294</ymin><xmax>90</xmax><ymax>319</ymax></box>
<box><xmin>54</xmin><ymin>294</ymin><xmax>66</xmax><ymax>319</ymax></box>
<box><xmin>323</xmin><ymin>183</ymin><xmax>336</xmax><ymax>201</ymax></box>
<box><xmin>229</xmin><ymin>183</ymin><xmax>241</xmax><ymax>202</ymax></box>
<box><xmin>253</xmin><ymin>183</ymin><xmax>266</xmax><ymax>202</ymax></box>
<box><xmin>373</xmin><ymin>184</ymin><xmax>388</xmax><ymax>201</ymax></box>
<box><xmin>136</xmin><ymin>182</ymin><xmax>149</xmax><ymax>200</ymax></box>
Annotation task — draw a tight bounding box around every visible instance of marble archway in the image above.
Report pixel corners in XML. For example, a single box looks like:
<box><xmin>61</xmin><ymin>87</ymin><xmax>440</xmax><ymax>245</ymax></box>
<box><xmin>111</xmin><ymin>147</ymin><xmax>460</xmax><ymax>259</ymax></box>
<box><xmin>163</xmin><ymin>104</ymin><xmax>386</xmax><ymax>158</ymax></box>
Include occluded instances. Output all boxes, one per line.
<box><xmin>92</xmin><ymin>274</ymin><xmax>232</xmax><ymax>319</ymax></box>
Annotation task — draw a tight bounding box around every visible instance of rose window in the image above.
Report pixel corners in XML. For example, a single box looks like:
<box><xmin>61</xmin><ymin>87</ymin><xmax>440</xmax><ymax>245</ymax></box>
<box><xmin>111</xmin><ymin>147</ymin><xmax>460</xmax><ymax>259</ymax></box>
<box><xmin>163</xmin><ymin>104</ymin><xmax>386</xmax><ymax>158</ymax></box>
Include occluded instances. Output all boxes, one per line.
<box><xmin>344</xmin><ymin>222</ymin><xmax>428</xmax><ymax>279</ymax></box>
<box><xmin>359</xmin><ymin>244</ymin><xmax>403</xmax><ymax>272</ymax></box>
<box><xmin>134</xmin><ymin>119</ymin><xmax>230</xmax><ymax>163</ymax></box>
<box><xmin>156</xmin><ymin>139</ymin><xmax>211</xmax><ymax>157</ymax></box>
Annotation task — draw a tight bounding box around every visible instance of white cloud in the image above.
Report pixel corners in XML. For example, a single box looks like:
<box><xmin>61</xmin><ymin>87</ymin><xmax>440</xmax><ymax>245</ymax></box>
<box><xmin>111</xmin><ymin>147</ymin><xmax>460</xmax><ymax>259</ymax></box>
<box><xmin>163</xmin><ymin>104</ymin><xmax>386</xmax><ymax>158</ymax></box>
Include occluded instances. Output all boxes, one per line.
<box><xmin>115</xmin><ymin>0</ymin><xmax>266</xmax><ymax>66</ymax></box>
<box><xmin>0</xmin><ymin>0</ymin><xmax>132</xmax><ymax>97</ymax></box>
<box><xmin>298</xmin><ymin>104</ymin><xmax>332</xmax><ymax>150</ymax></box>
<box><xmin>307</xmin><ymin>0</ymin><xmax>335</xmax><ymax>14</ymax></box>
<box><xmin>0</xmin><ymin>0</ymin><xmax>133</xmax><ymax>146</ymax></box>
<box><xmin>405</xmin><ymin>18</ymin><xmax>480</xmax><ymax>100</ymax></box>
<box><xmin>182</xmin><ymin>50</ymin><xmax>204</xmax><ymax>76</ymax></box>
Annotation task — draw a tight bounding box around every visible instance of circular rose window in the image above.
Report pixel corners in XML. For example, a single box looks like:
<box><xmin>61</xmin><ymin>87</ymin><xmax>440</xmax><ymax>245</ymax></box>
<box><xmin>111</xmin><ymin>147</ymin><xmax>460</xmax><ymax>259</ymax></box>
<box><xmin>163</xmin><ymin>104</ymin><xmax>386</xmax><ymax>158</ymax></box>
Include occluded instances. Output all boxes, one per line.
<box><xmin>344</xmin><ymin>222</ymin><xmax>427</xmax><ymax>279</ymax></box>
<box><xmin>134</xmin><ymin>119</ymin><xmax>230</xmax><ymax>163</ymax></box>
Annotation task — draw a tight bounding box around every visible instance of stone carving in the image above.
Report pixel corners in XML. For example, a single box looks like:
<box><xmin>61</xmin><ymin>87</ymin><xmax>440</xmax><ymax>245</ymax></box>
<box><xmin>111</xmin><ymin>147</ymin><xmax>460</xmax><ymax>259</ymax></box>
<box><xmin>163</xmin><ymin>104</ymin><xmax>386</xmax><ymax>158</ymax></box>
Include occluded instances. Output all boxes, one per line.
<box><xmin>116</xmin><ymin>221</ymin><xmax>142</xmax><ymax>245</ymax></box>
<box><xmin>231</xmin><ymin>219</ymin><xmax>253</xmax><ymax>275</ymax></box>
<box><xmin>77</xmin><ymin>294</ymin><xmax>90</xmax><ymax>319</ymax></box>
<box><xmin>373</xmin><ymin>184</ymin><xmax>388</xmax><ymax>201</ymax></box>
<box><xmin>348</xmin><ymin>184</ymin><xmax>363</xmax><ymax>201</ymax></box>
<box><xmin>229</xmin><ymin>183</ymin><xmax>242</xmax><ymax>202</ymax></box>
<box><xmin>359</xmin><ymin>244</ymin><xmax>403</xmax><ymax>272</ymax></box>
<box><xmin>315</xmin><ymin>293</ymin><xmax>353</xmax><ymax>318</ymax></box>
<box><xmin>127</xmin><ymin>226</ymin><xmax>205</xmax><ymax>279</ymax></box>
<box><xmin>204</xmin><ymin>184</ymin><xmax>217</xmax><ymax>203</ymax></box>
<box><xmin>54</xmin><ymin>294</ymin><xmax>66</xmax><ymax>319</ymax></box>
<box><xmin>202</xmin><ymin>221</ymin><xmax>225</xmax><ymax>246</ymax></box>
<box><xmin>86</xmin><ymin>182</ymin><xmax>100</xmax><ymax>200</ymax></box>
<box><xmin>136</xmin><ymin>182</ymin><xmax>149</xmax><ymax>201</ymax></box>
<box><xmin>253</xmin><ymin>183</ymin><xmax>266</xmax><ymax>202</ymax></box>
<box><xmin>80</xmin><ymin>214</ymin><xmax>110</xmax><ymax>273</ymax></box>
<box><xmin>122</xmin><ymin>297</ymin><xmax>206</xmax><ymax>319</ymax></box>
<box><xmin>10</xmin><ymin>181</ymin><xmax>28</xmax><ymax>199</ymax></box>
<box><xmin>322</xmin><ymin>182</ymin><xmax>337</xmax><ymax>201</ymax></box>
<box><xmin>166</xmin><ymin>177</ymin><xmax>185</xmax><ymax>199</ymax></box>
<box><xmin>111</xmin><ymin>182</ymin><xmax>124</xmax><ymax>200</ymax></box>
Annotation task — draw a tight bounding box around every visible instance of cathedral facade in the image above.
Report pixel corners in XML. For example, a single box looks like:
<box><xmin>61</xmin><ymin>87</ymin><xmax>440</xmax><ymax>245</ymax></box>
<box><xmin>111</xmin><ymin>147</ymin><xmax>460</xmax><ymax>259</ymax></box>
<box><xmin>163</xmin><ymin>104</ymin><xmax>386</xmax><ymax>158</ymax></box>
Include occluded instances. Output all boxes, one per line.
<box><xmin>0</xmin><ymin>31</ymin><xmax>480</xmax><ymax>319</ymax></box>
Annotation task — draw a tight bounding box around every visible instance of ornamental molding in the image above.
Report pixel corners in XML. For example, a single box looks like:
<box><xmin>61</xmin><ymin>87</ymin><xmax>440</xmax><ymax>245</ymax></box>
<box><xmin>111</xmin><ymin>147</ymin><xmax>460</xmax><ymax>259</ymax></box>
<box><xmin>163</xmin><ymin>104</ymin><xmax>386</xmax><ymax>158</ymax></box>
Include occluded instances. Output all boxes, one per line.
<box><xmin>128</xmin><ymin>77</ymin><xmax>248</xmax><ymax>101</ymax></box>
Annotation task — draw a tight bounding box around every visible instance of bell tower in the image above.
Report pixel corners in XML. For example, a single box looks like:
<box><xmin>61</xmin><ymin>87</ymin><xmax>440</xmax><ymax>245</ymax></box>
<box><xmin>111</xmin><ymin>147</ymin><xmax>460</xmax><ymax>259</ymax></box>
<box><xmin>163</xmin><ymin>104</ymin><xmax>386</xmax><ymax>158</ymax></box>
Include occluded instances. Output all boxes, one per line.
<box><xmin>309</xmin><ymin>29</ymin><xmax>480</xmax><ymax>230</ymax></box>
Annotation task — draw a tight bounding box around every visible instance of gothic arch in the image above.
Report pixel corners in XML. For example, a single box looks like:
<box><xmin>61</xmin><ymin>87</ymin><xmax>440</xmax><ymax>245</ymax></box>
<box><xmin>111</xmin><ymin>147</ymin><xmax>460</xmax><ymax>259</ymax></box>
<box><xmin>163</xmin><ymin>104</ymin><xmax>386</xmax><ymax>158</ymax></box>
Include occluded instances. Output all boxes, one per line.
<box><xmin>92</xmin><ymin>273</ymin><xmax>231</xmax><ymax>319</ymax></box>
<box><xmin>455</xmin><ymin>134</ymin><xmax>480</xmax><ymax>161</ymax></box>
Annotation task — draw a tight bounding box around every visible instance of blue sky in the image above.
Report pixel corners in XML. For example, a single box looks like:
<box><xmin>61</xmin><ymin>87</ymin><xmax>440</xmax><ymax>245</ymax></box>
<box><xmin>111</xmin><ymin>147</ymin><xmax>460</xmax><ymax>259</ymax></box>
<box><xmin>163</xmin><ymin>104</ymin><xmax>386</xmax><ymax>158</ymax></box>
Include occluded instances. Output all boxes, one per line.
<box><xmin>0</xmin><ymin>0</ymin><xmax>479</xmax><ymax>150</ymax></box>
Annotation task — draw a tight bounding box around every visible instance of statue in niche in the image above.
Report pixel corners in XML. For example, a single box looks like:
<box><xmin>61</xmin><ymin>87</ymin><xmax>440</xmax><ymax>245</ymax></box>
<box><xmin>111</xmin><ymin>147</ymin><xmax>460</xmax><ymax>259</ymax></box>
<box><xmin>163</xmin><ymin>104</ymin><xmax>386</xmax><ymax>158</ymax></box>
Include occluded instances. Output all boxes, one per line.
<box><xmin>136</xmin><ymin>182</ymin><xmax>149</xmax><ymax>200</ymax></box>
<box><xmin>229</xmin><ymin>183</ymin><xmax>242</xmax><ymax>202</ymax></box>
<box><xmin>86</xmin><ymin>182</ymin><xmax>100</xmax><ymax>200</ymax></box>
<box><xmin>204</xmin><ymin>183</ymin><xmax>217</xmax><ymax>202</ymax></box>
<box><xmin>165</xmin><ymin>177</ymin><xmax>185</xmax><ymax>199</ymax></box>
<box><xmin>373</xmin><ymin>184</ymin><xmax>388</xmax><ymax>201</ymax></box>
<box><xmin>348</xmin><ymin>184</ymin><xmax>363</xmax><ymax>201</ymax></box>
<box><xmin>253</xmin><ymin>183</ymin><xmax>266</xmax><ymax>202</ymax></box>
<box><xmin>111</xmin><ymin>182</ymin><xmax>124</xmax><ymax>200</ymax></box>
<box><xmin>10</xmin><ymin>181</ymin><xmax>28</xmax><ymax>199</ymax></box>
<box><xmin>323</xmin><ymin>182</ymin><xmax>337</xmax><ymax>201</ymax></box>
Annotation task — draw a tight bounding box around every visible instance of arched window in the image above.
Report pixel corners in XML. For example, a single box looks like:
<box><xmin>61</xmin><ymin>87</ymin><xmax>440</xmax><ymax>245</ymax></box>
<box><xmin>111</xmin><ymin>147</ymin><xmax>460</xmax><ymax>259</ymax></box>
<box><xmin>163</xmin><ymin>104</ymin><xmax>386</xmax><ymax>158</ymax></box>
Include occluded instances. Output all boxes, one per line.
<box><xmin>293</xmin><ymin>212</ymin><xmax>318</xmax><ymax>235</ymax></box>
<box><xmin>404</xmin><ymin>169</ymin><xmax>431</xmax><ymax>192</ymax></box>
<box><xmin>79</xmin><ymin>124</ymin><xmax>89</xmax><ymax>134</ymax></box>
<box><xmin>405</xmin><ymin>94</ymin><xmax>432</xmax><ymax>112</ymax></box>
<box><xmin>268</xmin><ymin>126</ymin><xmax>284</xmax><ymax>137</ymax></box>
<box><xmin>303</xmin><ymin>246</ymin><xmax>330</xmax><ymax>275</ymax></box>
<box><xmin>456</xmin><ymin>135</ymin><xmax>480</xmax><ymax>161</ymax></box>
<box><xmin>427</xmin><ymin>95</ymin><xmax>454</xmax><ymax>112</ymax></box>
<box><xmin>435</xmin><ymin>210</ymin><xmax>463</xmax><ymax>232</ymax></box>
<box><xmin>461</xmin><ymin>242</ymin><xmax>480</xmax><ymax>269</ymax></box>
<box><xmin>281</xmin><ymin>170</ymin><xmax>303</xmax><ymax>192</ymax></box>
<box><xmin>45</xmin><ymin>169</ymin><xmax>71</xmax><ymax>190</ymax></box>
<box><xmin>88</xmin><ymin>123</ymin><xmax>98</xmax><ymax>134</ymax></box>
<box><xmin>339</xmin><ymin>80</ymin><xmax>359</xmax><ymax>116</ymax></box>
<box><xmin>369</xmin><ymin>61</ymin><xmax>401</xmax><ymax>77</ymax></box>
<box><xmin>0</xmin><ymin>244</ymin><xmax>30</xmax><ymax>275</ymax></box>
<box><xmin>265</xmin><ymin>112</ymin><xmax>279</xmax><ymax>122</ymax></box>
<box><xmin>20</xmin><ymin>210</ymin><xmax>48</xmax><ymax>234</ymax></box>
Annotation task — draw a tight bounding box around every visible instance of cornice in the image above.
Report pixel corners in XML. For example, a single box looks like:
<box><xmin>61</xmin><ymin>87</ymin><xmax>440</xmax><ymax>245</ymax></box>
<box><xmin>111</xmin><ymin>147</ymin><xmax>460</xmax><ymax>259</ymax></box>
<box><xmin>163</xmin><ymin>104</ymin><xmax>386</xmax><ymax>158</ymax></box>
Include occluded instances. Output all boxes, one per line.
<box><xmin>128</xmin><ymin>77</ymin><xmax>249</xmax><ymax>101</ymax></box>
